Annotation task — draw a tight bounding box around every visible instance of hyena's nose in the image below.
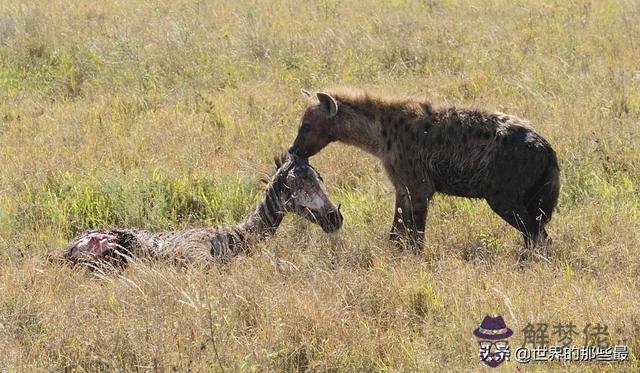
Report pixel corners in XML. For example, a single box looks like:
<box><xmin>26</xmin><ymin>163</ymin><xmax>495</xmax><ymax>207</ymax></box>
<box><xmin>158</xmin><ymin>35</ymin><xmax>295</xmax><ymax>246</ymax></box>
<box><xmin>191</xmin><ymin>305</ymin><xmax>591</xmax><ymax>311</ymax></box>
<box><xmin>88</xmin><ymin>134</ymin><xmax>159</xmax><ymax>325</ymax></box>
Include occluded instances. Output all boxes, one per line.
<box><xmin>288</xmin><ymin>147</ymin><xmax>301</xmax><ymax>161</ymax></box>
<box><xmin>289</xmin><ymin>146</ymin><xmax>311</xmax><ymax>158</ymax></box>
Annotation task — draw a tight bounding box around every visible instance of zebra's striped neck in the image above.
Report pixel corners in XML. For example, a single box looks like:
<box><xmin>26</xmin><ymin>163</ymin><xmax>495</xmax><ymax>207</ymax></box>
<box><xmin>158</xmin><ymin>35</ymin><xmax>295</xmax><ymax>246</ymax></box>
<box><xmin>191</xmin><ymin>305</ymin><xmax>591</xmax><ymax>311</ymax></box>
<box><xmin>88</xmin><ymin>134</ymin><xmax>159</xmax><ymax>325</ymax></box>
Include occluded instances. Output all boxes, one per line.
<box><xmin>239</xmin><ymin>174</ymin><xmax>287</xmax><ymax>238</ymax></box>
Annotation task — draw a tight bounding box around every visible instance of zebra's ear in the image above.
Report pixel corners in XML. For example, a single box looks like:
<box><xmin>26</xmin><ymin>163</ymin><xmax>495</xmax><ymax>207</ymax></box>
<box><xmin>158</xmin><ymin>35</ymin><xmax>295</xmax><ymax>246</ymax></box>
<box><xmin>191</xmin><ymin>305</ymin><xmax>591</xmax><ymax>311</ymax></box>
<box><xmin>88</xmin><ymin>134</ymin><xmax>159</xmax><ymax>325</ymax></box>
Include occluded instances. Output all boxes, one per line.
<box><xmin>301</xmin><ymin>89</ymin><xmax>312</xmax><ymax>98</ymax></box>
<box><xmin>317</xmin><ymin>92</ymin><xmax>338</xmax><ymax>118</ymax></box>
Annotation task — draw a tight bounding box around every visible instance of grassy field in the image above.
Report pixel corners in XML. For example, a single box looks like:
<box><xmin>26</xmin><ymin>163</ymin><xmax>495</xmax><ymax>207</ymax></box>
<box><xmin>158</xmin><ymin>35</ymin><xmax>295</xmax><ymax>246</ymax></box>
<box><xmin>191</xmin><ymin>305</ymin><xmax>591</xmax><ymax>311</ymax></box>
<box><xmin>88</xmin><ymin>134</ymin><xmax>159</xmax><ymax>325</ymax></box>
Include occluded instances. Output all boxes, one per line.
<box><xmin>1</xmin><ymin>0</ymin><xmax>639</xmax><ymax>371</ymax></box>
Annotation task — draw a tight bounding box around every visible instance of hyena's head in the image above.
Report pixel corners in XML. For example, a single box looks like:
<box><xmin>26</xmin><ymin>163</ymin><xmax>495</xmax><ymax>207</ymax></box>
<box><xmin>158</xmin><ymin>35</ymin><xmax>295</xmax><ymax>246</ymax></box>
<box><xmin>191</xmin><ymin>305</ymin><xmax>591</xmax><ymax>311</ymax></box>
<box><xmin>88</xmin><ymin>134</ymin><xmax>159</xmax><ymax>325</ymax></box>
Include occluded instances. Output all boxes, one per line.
<box><xmin>288</xmin><ymin>90</ymin><xmax>339</xmax><ymax>158</ymax></box>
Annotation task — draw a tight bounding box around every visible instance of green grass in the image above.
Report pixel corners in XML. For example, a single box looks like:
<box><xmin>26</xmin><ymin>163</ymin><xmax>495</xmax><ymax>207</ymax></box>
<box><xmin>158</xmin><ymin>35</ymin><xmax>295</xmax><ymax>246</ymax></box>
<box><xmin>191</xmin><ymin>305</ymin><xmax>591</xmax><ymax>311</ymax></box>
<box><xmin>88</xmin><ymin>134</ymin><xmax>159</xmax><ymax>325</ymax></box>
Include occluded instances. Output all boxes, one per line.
<box><xmin>0</xmin><ymin>0</ymin><xmax>639</xmax><ymax>371</ymax></box>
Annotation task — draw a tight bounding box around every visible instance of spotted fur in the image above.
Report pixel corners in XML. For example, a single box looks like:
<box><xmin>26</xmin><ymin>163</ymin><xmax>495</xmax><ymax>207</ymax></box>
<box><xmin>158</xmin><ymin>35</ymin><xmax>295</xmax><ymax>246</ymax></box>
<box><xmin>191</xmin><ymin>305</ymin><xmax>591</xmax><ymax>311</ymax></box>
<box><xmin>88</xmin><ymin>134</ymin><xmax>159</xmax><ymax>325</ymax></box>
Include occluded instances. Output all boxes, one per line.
<box><xmin>289</xmin><ymin>87</ymin><xmax>559</xmax><ymax>258</ymax></box>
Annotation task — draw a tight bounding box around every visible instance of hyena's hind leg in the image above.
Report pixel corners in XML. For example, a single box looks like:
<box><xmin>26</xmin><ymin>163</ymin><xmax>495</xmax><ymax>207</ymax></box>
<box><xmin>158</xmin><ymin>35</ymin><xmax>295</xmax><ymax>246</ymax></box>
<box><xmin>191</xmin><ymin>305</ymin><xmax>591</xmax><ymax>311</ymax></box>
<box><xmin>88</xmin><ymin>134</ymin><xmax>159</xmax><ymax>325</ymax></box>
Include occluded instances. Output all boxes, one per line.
<box><xmin>486</xmin><ymin>197</ymin><xmax>547</xmax><ymax>261</ymax></box>
<box><xmin>524</xmin><ymin>203</ymin><xmax>552</xmax><ymax>248</ymax></box>
<box><xmin>524</xmin><ymin>193</ymin><xmax>554</xmax><ymax>249</ymax></box>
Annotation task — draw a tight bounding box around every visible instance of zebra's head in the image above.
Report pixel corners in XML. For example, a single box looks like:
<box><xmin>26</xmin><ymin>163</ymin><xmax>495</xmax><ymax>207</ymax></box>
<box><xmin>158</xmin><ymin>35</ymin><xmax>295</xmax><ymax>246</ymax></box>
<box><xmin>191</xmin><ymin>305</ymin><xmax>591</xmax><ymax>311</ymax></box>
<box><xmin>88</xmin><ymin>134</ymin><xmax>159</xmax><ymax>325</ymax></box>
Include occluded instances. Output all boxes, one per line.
<box><xmin>275</xmin><ymin>154</ymin><xmax>343</xmax><ymax>233</ymax></box>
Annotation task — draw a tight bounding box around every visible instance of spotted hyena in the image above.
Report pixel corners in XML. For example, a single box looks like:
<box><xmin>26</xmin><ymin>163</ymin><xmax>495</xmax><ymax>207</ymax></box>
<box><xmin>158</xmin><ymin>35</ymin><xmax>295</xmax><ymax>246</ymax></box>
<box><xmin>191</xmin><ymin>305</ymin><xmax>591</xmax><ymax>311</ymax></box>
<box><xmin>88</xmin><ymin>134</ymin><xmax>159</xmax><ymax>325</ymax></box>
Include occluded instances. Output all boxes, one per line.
<box><xmin>289</xmin><ymin>88</ymin><xmax>560</xmax><ymax>259</ymax></box>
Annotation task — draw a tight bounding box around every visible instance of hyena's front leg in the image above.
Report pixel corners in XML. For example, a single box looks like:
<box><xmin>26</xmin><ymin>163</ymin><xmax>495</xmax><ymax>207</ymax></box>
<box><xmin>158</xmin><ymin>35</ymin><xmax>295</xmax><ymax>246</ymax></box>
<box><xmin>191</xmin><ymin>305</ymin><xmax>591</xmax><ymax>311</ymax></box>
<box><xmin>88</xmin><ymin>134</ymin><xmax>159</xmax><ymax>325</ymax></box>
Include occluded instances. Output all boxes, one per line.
<box><xmin>389</xmin><ymin>187</ymin><xmax>430</xmax><ymax>252</ymax></box>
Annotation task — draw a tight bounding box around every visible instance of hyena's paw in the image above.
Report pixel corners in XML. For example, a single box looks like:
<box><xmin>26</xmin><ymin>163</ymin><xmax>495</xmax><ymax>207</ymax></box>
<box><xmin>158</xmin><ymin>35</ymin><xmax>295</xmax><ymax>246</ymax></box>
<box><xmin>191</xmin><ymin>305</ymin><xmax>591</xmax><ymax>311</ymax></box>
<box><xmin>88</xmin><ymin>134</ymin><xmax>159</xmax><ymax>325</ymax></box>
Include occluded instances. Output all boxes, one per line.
<box><xmin>388</xmin><ymin>231</ymin><xmax>424</xmax><ymax>254</ymax></box>
<box><xmin>517</xmin><ymin>236</ymin><xmax>554</xmax><ymax>266</ymax></box>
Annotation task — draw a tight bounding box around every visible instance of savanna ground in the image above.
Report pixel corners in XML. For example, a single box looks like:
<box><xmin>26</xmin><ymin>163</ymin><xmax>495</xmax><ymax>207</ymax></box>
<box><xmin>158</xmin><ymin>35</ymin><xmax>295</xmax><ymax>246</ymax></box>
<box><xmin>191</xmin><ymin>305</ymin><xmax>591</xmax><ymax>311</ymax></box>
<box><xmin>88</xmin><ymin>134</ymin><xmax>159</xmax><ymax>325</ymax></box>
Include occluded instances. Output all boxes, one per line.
<box><xmin>0</xmin><ymin>0</ymin><xmax>639</xmax><ymax>371</ymax></box>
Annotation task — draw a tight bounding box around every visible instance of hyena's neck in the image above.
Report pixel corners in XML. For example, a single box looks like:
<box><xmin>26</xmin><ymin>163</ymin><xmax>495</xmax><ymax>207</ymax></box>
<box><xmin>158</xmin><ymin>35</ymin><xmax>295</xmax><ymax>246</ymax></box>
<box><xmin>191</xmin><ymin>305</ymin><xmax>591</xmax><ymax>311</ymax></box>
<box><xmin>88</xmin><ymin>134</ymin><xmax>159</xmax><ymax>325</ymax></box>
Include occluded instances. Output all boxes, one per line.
<box><xmin>332</xmin><ymin>96</ymin><xmax>427</xmax><ymax>158</ymax></box>
<box><xmin>238</xmin><ymin>176</ymin><xmax>286</xmax><ymax>238</ymax></box>
<box><xmin>333</xmin><ymin>108</ymin><xmax>383</xmax><ymax>157</ymax></box>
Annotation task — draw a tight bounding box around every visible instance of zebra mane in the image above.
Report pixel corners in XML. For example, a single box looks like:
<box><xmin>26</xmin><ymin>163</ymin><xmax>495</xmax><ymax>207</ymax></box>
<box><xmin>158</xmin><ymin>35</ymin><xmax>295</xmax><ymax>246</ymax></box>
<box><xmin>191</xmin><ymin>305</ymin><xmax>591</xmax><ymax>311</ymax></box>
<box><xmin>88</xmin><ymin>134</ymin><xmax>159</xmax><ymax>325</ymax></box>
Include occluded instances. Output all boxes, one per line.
<box><xmin>259</xmin><ymin>151</ymin><xmax>291</xmax><ymax>186</ymax></box>
<box><xmin>273</xmin><ymin>151</ymin><xmax>290</xmax><ymax>170</ymax></box>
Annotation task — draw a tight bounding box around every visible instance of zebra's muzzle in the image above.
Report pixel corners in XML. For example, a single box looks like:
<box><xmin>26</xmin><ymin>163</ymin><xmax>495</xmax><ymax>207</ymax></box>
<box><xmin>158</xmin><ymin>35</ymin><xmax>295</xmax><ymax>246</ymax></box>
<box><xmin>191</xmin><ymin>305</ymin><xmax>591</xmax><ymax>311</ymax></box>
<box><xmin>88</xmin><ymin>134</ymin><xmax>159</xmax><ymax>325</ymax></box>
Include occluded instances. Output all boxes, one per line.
<box><xmin>321</xmin><ymin>203</ymin><xmax>343</xmax><ymax>233</ymax></box>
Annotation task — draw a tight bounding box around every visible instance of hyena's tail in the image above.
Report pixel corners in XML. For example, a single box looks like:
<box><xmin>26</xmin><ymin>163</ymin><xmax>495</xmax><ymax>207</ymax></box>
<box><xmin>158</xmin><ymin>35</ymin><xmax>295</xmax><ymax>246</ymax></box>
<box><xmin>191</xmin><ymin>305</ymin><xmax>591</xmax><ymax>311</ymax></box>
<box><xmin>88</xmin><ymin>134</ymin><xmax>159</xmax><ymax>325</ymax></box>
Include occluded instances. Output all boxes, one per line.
<box><xmin>525</xmin><ymin>148</ymin><xmax>560</xmax><ymax>225</ymax></box>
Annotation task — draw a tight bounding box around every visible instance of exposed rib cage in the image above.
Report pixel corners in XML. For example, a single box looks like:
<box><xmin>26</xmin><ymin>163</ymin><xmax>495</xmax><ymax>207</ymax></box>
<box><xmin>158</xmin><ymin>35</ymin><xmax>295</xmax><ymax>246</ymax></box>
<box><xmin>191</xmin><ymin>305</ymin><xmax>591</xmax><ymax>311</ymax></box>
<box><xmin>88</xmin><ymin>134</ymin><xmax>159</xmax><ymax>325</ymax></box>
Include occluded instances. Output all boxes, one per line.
<box><xmin>95</xmin><ymin>225</ymin><xmax>249</xmax><ymax>264</ymax></box>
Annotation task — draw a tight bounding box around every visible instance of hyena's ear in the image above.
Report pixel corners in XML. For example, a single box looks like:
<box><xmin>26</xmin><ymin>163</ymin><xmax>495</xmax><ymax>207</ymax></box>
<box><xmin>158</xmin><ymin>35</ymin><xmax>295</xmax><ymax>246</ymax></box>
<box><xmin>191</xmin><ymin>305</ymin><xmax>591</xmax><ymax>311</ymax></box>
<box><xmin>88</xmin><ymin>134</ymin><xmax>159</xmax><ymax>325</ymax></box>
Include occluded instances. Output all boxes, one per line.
<box><xmin>301</xmin><ymin>89</ymin><xmax>312</xmax><ymax>98</ymax></box>
<box><xmin>317</xmin><ymin>92</ymin><xmax>338</xmax><ymax>118</ymax></box>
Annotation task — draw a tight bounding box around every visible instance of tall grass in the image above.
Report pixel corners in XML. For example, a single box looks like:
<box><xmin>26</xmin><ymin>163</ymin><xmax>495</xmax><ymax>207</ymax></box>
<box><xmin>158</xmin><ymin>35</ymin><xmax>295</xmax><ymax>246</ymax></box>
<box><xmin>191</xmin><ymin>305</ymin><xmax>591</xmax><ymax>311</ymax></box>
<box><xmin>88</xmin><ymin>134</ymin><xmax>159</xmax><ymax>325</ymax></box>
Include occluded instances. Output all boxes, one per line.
<box><xmin>0</xmin><ymin>0</ymin><xmax>639</xmax><ymax>370</ymax></box>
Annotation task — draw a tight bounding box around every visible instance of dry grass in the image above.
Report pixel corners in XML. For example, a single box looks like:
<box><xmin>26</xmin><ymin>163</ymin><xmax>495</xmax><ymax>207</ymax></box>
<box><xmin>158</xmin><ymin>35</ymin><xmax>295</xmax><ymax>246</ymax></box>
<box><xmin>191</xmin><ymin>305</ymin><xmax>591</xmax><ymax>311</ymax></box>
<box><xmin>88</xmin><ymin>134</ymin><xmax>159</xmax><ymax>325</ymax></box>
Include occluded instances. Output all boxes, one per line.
<box><xmin>0</xmin><ymin>0</ymin><xmax>639</xmax><ymax>371</ymax></box>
